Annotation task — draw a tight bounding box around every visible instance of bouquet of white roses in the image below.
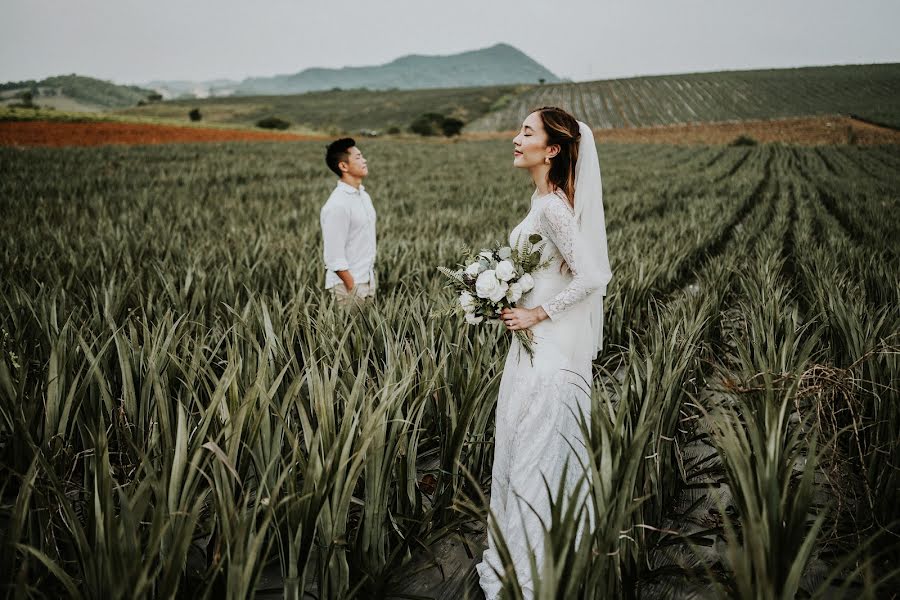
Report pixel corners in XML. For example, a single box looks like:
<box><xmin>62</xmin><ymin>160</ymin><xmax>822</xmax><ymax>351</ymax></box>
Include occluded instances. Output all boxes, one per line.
<box><xmin>438</xmin><ymin>233</ymin><xmax>548</xmax><ymax>357</ymax></box>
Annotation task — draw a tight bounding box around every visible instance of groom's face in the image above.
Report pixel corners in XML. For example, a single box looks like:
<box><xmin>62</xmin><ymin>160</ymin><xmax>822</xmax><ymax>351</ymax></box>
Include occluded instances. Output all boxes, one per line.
<box><xmin>340</xmin><ymin>146</ymin><xmax>369</xmax><ymax>179</ymax></box>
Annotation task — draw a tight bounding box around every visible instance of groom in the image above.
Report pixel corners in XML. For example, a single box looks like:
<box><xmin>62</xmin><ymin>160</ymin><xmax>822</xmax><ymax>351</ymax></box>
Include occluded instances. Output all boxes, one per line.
<box><xmin>320</xmin><ymin>138</ymin><xmax>377</xmax><ymax>304</ymax></box>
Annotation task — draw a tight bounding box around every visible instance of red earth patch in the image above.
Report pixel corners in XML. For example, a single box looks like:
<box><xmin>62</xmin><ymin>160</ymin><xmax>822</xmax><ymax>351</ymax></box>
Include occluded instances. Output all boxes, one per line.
<box><xmin>0</xmin><ymin>120</ymin><xmax>326</xmax><ymax>147</ymax></box>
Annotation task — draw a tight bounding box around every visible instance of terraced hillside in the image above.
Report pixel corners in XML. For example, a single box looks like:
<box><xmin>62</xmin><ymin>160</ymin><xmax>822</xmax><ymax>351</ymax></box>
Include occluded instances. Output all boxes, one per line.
<box><xmin>468</xmin><ymin>63</ymin><xmax>900</xmax><ymax>131</ymax></box>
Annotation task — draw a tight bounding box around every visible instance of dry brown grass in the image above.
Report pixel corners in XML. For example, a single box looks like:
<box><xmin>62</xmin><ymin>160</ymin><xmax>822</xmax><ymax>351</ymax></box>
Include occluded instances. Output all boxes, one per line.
<box><xmin>474</xmin><ymin>115</ymin><xmax>900</xmax><ymax>146</ymax></box>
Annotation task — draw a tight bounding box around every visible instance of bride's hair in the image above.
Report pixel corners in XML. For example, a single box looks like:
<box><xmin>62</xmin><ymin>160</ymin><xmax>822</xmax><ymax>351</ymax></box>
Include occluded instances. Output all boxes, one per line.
<box><xmin>534</xmin><ymin>106</ymin><xmax>581</xmax><ymax>204</ymax></box>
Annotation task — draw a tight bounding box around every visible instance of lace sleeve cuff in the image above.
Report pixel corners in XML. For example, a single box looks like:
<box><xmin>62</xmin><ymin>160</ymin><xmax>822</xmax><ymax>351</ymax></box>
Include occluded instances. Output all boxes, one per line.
<box><xmin>538</xmin><ymin>197</ymin><xmax>600</xmax><ymax>319</ymax></box>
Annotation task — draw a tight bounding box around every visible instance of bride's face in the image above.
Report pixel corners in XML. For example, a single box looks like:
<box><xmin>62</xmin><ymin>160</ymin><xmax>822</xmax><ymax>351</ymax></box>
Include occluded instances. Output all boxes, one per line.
<box><xmin>513</xmin><ymin>112</ymin><xmax>557</xmax><ymax>169</ymax></box>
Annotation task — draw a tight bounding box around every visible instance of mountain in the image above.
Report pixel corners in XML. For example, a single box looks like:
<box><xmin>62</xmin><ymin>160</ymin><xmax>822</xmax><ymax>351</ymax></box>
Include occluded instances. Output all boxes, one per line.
<box><xmin>0</xmin><ymin>75</ymin><xmax>153</xmax><ymax>111</ymax></box>
<box><xmin>141</xmin><ymin>43</ymin><xmax>559</xmax><ymax>99</ymax></box>
<box><xmin>236</xmin><ymin>43</ymin><xmax>559</xmax><ymax>95</ymax></box>
<box><xmin>143</xmin><ymin>79</ymin><xmax>241</xmax><ymax>100</ymax></box>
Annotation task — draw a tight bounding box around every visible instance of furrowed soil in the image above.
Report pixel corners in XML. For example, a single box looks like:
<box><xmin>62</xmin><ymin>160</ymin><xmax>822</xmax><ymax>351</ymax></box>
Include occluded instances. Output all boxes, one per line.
<box><xmin>0</xmin><ymin>120</ymin><xmax>325</xmax><ymax>147</ymax></box>
<box><xmin>595</xmin><ymin>115</ymin><xmax>900</xmax><ymax>145</ymax></box>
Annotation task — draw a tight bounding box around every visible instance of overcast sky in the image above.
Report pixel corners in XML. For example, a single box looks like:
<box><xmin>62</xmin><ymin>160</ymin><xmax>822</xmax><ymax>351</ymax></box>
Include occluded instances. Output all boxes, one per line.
<box><xmin>2</xmin><ymin>0</ymin><xmax>899</xmax><ymax>85</ymax></box>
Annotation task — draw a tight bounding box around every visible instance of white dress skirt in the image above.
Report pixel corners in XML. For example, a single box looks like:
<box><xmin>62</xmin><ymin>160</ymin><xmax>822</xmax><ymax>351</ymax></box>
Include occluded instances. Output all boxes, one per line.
<box><xmin>477</xmin><ymin>190</ymin><xmax>605</xmax><ymax>599</ymax></box>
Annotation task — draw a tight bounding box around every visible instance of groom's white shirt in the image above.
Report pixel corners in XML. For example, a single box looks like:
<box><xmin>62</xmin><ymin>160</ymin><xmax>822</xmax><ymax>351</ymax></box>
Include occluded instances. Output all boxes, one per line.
<box><xmin>320</xmin><ymin>180</ymin><xmax>377</xmax><ymax>289</ymax></box>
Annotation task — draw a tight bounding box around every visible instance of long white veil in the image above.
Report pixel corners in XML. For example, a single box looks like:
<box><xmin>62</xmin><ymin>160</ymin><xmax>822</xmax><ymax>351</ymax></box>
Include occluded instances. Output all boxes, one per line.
<box><xmin>573</xmin><ymin>121</ymin><xmax>612</xmax><ymax>357</ymax></box>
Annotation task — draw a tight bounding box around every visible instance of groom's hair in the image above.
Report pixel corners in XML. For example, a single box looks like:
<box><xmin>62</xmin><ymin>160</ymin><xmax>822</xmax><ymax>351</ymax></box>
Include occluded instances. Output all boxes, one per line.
<box><xmin>325</xmin><ymin>138</ymin><xmax>357</xmax><ymax>176</ymax></box>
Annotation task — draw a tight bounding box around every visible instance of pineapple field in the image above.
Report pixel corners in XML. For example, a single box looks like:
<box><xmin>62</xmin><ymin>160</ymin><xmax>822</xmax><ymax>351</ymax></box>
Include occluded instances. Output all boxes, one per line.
<box><xmin>1</xmin><ymin>139</ymin><xmax>898</xmax><ymax>598</ymax></box>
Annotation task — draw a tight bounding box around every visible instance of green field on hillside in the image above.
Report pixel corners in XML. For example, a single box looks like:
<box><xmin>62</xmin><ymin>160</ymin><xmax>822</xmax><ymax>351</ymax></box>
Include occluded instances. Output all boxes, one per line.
<box><xmin>2</xmin><ymin>139</ymin><xmax>898</xmax><ymax>597</ymax></box>
<box><xmin>118</xmin><ymin>84</ymin><xmax>528</xmax><ymax>134</ymax></box>
<box><xmin>116</xmin><ymin>64</ymin><xmax>900</xmax><ymax>134</ymax></box>
<box><xmin>0</xmin><ymin>74</ymin><xmax>153</xmax><ymax>109</ymax></box>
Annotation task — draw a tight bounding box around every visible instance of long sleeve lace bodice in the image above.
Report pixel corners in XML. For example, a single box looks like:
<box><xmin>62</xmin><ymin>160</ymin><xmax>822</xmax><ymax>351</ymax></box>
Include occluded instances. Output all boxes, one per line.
<box><xmin>537</xmin><ymin>195</ymin><xmax>602</xmax><ymax>320</ymax></box>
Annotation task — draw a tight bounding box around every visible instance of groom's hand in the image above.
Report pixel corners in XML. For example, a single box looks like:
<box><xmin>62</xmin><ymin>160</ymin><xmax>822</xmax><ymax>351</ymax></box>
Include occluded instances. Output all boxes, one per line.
<box><xmin>337</xmin><ymin>270</ymin><xmax>355</xmax><ymax>291</ymax></box>
<box><xmin>501</xmin><ymin>307</ymin><xmax>547</xmax><ymax>331</ymax></box>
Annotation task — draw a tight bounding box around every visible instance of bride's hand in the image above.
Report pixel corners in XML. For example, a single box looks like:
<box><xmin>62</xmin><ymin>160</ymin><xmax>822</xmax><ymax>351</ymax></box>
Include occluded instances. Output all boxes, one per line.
<box><xmin>501</xmin><ymin>306</ymin><xmax>547</xmax><ymax>331</ymax></box>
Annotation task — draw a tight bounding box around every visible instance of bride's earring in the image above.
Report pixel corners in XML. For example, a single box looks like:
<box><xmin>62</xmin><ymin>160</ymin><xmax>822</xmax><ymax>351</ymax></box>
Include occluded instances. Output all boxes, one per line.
<box><xmin>544</xmin><ymin>156</ymin><xmax>550</xmax><ymax>165</ymax></box>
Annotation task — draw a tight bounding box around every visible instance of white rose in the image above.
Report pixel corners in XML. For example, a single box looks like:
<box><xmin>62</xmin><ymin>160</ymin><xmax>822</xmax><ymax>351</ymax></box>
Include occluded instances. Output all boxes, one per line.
<box><xmin>479</xmin><ymin>250</ymin><xmax>494</xmax><ymax>261</ymax></box>
<box><xmin>497</xmin><ymin>246</ymin><xmax>512</xmax><ymax>259</ymax></box>
<box><xmin>459</xmin><ymin>291</ymin><xmax>476</xmax><ymax>312</ymax></box>
<box><xmin>488</xmin><ymin>281</ymin><xmax>509</xmax><ymax>303</ymax></box>
<box><xmin>518</xmin><ymin>273</ymin><xmax>535</xmax><ymax>292</ymax></box>
<box><xmin>475</xmin><ymin>270</ymin><xmax>501</xmax><ymax>299</ymax></box>
<box><xmin>495</xmin><ymin>260</ymin><xmax>516</xmax><ymax>282</ymax></box>
<box><xmin>465</xmin><ymin>262</ymin><xmax>483</xmax><ymax>277</ymax></box>
<box><xmin>507</xmin><ymin>283</ymin><xmax>523</xmax><ymax>303</ymax></box>
<box><xmin>465</xmin><ymin>312</ymin><xmax>484</xmax><ymax>325</ymax></box>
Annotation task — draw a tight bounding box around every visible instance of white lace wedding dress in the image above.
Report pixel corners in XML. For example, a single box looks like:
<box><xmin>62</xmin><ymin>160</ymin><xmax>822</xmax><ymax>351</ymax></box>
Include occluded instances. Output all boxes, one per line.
<box><xmin>477</xmin><ymin>189</ymin><xmax>606</xmax><ymax>599</ymax></box>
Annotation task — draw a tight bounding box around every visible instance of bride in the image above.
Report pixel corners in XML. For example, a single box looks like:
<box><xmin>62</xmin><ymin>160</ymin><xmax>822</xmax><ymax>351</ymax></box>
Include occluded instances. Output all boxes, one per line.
<box><xmin>476</xmin><ymin>106</ymin><xmax>612</xmax><ymax>598</ymax></box>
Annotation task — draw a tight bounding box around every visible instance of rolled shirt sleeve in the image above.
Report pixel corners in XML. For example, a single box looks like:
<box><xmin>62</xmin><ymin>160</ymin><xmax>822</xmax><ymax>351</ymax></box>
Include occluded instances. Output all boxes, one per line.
<box><xmin>321</xmin><ymin>204</ymin><xmax>351</xmax><ymax>272</ymax></box>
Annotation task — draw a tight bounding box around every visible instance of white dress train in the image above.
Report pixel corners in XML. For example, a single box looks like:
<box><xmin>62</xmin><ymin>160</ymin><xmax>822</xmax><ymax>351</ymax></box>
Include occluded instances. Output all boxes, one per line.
<box><xmin>477</xmin><ymin>190</ymin><xmax>605</xmax><ymax>599</ymax></box>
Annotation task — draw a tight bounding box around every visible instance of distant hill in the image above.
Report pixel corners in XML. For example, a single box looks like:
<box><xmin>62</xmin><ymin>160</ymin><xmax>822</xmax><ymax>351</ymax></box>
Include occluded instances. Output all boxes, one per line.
<box><xmin>143</xmin><ymin>43</ymin><xmax>559</xmax><ymax>98</ymax></box>
<box><xmin>466</xmin><ymin>63</ymin><xmax>900</xmax><ymax>131</ymax></box>
<box><xmin>143</xmin><ymin>79</ymin><xmax>241</xmax><ymax>100</ymax></box>
<box><xmin>0</xmin><ymin>75</ymin><xmax>153</xmax><ymax>111</ymax></box>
